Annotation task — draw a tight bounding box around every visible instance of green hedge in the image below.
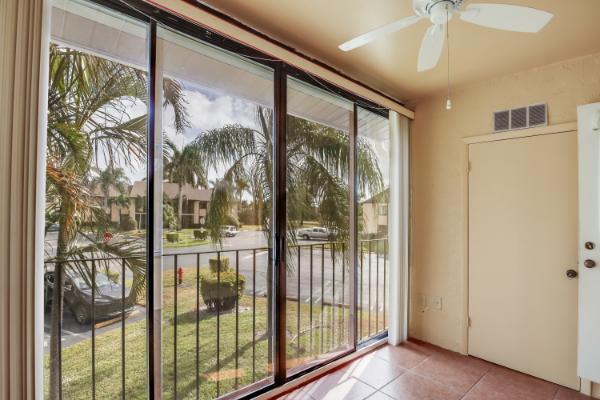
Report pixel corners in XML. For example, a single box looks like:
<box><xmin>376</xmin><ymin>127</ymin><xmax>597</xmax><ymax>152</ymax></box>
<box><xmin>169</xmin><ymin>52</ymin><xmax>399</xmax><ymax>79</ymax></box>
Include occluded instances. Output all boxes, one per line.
<box><xmin>193</xmin><ymin>229</ymin><xmax>208</xmax><ymax>240</ymax></box>
<box><xmin>166</xmin><ymin>232</ymin><xmax>181</xmax><ymax>243</ymax></box>
<box><xmin>208</xmin><ymin>256</ymin><xmax>230</xmax><ymax>273</ymax></box>
<box><xmin>199</xmin><ymin>270</ymin><xmax>245</xmax><ymax>312</ymax></box>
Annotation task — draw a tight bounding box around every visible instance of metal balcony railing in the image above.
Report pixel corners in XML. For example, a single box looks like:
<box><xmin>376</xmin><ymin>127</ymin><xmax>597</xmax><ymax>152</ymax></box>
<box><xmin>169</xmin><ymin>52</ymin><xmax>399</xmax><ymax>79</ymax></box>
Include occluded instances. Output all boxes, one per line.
<box><xmin>44</xmin><ymin>237</ymin><xmax>388</xmax><ymax>400</ymax></box>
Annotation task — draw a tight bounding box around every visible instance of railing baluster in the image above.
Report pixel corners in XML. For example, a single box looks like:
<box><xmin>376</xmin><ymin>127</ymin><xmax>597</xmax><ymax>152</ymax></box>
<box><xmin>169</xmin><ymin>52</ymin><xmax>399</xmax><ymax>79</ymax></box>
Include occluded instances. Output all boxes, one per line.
<box><xmin>196</xmin><ymin>253</ymin><xmax>200</xmax><ymax>399</ymax></box>
<box><xmin>320</xmin><ymin>243</ymin><xmax>325</xmax><ymax>355</ymax></box>
<box><xmin>309</xmin><ymin>245</ymin><xmax>313</xmax><ymax>357</ymax></box>
<box><xmin>91</xmin><ymin>260</ymin><xmax>96</xmax><ymax>400</ymax></box>
<box><xmin>360</xmin><ymin>245</ymin><xmax>363</xmax><ymax>341</ymax></box>
<box><xmin>383</xmin><ymin>239</ymin><xmax>387</xmax><ymax>329</ymax></box>
<box><xmin>216</xmin><ymin>251</ymin><xmax>221</xmax><ymax>397</ymax></box>
<box><xmin>235</xmin><ymin>251</ymin><xmax>240</xmax><ymax>389</ymax></box>
<box><xmin>174</xmin><ymin>254</ymin><xmax>178</xmax><ymax>400</ymax></box>
<box><xmin>58</xmin><ymin>261</ymin><xmax>63</xmax><ymax>400</ymax></box>
<box><xmin>376</xmin><ymin>240</ymin><xmax>379</xmax><ymax>333</ymax></box>
<box><xmin>368</xmin><ymin>240</ymin><xmax>372</xmax><ymax>338</ymax></box>
<box><xmin>252</xmin><ymin>249</ymin><xmax>256</xmax><ymax>382</ymax></box>
<box><xmin>341</xmin><ymin>244</ymin><xmax>345</xmax><ymax>345</ymax></box>
<box><xmin>331</xmin><ymin>243</ymin><xmax>335</xmax><ymax>350</ymax></box>
<box><xmin>121</xmin><ymin>258</ymin><xmax>126</xmax><ymax>400</ymax></box>
<box><xmin>296</xmin><ymin>246</ymin><xmax>301</xmax><ymax>363</ymax></box>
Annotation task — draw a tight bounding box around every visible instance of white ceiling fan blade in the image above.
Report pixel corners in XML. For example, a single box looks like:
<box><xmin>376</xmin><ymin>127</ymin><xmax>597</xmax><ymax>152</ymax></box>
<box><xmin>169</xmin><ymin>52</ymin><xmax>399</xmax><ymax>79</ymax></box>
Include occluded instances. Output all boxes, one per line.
<box><xmin>418</xmin><ymin>24</ymin><xmax>445</xmax><ymax>72</ymax></box>
<box><xmin>339</xmin><ymin>15</ymin><xmax>422</xmax><ymax>51</ymax></box>
<box><xmin>460</xmin><ymin>3</ymin><xmax>553</xmax><ymax>33</ymax></box>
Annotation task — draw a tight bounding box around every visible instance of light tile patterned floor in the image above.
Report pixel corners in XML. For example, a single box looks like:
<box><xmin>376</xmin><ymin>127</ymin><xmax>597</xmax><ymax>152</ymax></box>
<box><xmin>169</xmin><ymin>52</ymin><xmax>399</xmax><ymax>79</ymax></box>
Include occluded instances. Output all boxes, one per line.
<box><xmin>275</xmin><ymin>339</ymin><xmax>593</xmax><ymax>400</ymax></box>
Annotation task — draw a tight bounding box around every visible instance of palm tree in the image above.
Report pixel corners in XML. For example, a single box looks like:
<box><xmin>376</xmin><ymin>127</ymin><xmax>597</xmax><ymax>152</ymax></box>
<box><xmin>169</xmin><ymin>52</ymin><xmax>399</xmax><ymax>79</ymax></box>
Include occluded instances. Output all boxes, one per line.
<box><xmin>194</xmin><ymin>106</ymin><xmax>384</xmax><ymax>245</ymax></box>
<box><xmin>163</xmin><ymin>138</ymin><xmax>207</xmax><ymax>230</ymax></box>
<box><xmin>90</xmin><ymin>166</ymin><xmax>130</xmax><ymax>210</ymax></box>
<box><xmin>45</xmin><ymin>44</ymin><xmax>188</xmax><ymax>399</ymax></box>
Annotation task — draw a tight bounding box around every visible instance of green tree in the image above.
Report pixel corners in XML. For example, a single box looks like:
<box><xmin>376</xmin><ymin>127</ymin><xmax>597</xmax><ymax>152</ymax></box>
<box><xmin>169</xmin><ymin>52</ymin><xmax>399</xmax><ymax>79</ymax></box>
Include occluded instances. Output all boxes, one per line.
<box><xmin>45</xmin><ymin>44</ymin><xmax>188</xmax><ymax>399</ymax></box>
<box><xmin>194</xmin><ymin>106</ymin><xmax>383</xmax><ymax>244</ymax></box>
<box><xmin>90</xmin><ymin>166</ymin><xmax>130</xmax><ymax>209</ymax></box>
<box><xmin>163</xmin><ymin>138</ymin><xmax>207</xmax><ymax>230</ymax></box>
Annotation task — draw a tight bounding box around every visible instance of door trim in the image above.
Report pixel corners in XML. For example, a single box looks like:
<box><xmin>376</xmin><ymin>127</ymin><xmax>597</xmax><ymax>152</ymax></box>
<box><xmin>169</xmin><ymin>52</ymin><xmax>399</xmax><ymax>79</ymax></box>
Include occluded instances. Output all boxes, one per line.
<box><xmin>457</xmin><ymin>122</ymin><xmax>577</xmax><ymax>356</ymax></box>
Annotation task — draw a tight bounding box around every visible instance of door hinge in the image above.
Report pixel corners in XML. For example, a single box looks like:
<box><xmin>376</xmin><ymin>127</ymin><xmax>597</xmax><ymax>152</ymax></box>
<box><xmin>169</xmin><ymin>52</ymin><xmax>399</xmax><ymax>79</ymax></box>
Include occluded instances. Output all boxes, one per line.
<box><xmin>467</xmin><ymin>161</ymin><xmax>472</xmax><ymax>173</ymax></box>
<box><xmin>468</xmin><ymin>316</ymin><xmax>472</xmax><ymax>327</ymax></box>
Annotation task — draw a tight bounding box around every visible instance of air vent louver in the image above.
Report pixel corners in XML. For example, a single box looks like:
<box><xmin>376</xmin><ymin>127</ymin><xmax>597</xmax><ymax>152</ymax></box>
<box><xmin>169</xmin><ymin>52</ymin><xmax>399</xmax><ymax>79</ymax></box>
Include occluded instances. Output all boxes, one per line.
<box><xmin>494</xmin><ymin>110</ymin><xmax>510</xmax><ymax>132</ymax></box>
<box><xmin>493</xmin><ymin>103</ymin><xmax>547</xmax><ymax>133</ymax></box>
<box><xmin>528</xmin><ymin>104</ymin><xmax>547</xmax><ymax>127</ymax></box>
<box><xmin>510</xmin><ymin>107</ymin><xmax>527</xmax><ymax>130</ymax></box>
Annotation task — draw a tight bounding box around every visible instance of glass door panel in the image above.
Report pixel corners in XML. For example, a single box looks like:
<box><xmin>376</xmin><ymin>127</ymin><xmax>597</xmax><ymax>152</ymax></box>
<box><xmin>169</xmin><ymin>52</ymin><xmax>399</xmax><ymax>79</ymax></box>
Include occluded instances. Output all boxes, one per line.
<box><xmin>356</xmin><ymin>107</ymin><xmax>390</xmax><ymax>342</ymax></box>
<box><xmin>44</xmin><ymin>0</ymin><xmax>149</xmax><ymax>398</ymax></box>
<box><xmin>157</xmin><ymin>26</ymin><xmax>275</xmax><ymax>399</ymax></box>
<box><xmin>285</xmin><ymin>77</ymin><xmax>354</xmax><ymax>373</ymax></box>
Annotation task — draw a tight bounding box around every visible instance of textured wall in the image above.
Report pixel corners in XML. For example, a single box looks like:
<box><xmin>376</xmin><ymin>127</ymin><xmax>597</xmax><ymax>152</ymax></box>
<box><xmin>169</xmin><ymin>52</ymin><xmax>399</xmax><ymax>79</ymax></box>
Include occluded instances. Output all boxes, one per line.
<box><xmin>409</xmin><ymin>51</ymin><xmax>600</xmax><ymax>352</ymax></box>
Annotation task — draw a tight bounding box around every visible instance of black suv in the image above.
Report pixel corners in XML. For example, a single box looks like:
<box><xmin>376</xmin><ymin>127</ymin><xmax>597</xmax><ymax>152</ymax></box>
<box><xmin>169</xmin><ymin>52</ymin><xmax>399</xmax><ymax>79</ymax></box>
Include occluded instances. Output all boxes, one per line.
<box><xmin>44</xmin><ymin>270</ymin><xmax>134</xmax><ymax>324</ymax></box>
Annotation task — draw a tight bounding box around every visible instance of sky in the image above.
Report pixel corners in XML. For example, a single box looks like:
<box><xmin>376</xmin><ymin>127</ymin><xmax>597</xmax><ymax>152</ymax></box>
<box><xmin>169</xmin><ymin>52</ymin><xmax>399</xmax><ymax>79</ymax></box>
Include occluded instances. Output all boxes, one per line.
<box><xmin>113</xmin><ymin>80</ymin><xmax>389</xmax><ymax>202</ymax></box>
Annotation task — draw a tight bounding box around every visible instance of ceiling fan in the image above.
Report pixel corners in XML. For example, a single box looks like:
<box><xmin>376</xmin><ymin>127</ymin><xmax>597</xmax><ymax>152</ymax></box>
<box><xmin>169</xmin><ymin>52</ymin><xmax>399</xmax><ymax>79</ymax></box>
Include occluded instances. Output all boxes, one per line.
<box><xmin>339</xmin><ymin>0</ymin><xmax>553</xmax><ymax>72</ymax></box>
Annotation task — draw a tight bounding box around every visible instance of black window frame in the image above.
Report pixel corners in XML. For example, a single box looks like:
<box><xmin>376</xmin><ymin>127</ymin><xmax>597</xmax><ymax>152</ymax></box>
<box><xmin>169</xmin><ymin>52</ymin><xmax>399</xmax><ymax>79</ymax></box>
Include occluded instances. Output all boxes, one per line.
<box><xmin>80</xmin><ymin>0</ymin><xmax>392</xmax><ymax>398</ymax></box>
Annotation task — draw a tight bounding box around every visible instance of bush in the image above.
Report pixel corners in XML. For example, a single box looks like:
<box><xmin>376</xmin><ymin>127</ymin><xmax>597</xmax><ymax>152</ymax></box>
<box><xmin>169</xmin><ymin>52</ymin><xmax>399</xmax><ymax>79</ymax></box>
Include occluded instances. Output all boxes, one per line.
<box><xmin>166</xmin><ymin>232</ymin><xmax>181</xmax><ymax>243</ymax></box>
<box><xmin>208</xmin><ymin>256</ymin><xmax>230</xmax><ymax>273</ymax></box>
<box><xmin>193</xmin><ymin>229</ymin><xmax>208</xmax><ymax>240</ymax></box>
<box><xmin>199</xmin><ymin>270</ymin><xmax>245</xmax><ymax>312</ymax></box>
<box><xmin>120</xmin><ymin>216</ymin><xmax>137</xmax><ymax>231</ymax></box>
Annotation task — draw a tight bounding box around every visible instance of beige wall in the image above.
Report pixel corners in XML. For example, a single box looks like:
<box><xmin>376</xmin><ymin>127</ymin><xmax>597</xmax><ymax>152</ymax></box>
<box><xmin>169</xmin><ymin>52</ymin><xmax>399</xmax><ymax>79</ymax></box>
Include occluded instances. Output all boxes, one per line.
<box><xmin>409</xmin><ymin>52</ymin><xmax>600</xmax><ymax>356</ymax></box>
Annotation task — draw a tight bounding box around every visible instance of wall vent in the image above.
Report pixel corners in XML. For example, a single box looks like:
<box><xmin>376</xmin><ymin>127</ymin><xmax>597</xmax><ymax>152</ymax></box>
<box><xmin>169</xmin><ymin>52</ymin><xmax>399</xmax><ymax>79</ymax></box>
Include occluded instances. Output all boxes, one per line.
<box><xmin>510</xmin><ymin>107</ymin><xmax>527</xmax><ymax>130</ymax></box>
<box><xmin>494</xmin><ymin>110</ymin><xmax>510</xmax><ymax>132</ymax></box>
<box><xmin>493</xmin><ymin>103</ymin><xmax>547</xmax><ymax>133</ymax></box>
<box><xmin>528</xmin><ymin>104</ymin><xmax>547</xmax><ymax>127</ymax></box>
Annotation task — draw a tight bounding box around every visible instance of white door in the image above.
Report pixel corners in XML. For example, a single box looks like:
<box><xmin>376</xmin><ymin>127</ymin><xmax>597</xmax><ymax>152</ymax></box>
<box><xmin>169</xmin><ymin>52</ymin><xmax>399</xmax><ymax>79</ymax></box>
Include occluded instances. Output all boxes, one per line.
<box><xmin>468</xmin><ymin>131</ymin><xmax>579</xmax><ymax>389</ymax></box>
<box><xmin>577</xmin><ymin>103</ymin><xmax>600</xmax><ymax>384</ymax></box>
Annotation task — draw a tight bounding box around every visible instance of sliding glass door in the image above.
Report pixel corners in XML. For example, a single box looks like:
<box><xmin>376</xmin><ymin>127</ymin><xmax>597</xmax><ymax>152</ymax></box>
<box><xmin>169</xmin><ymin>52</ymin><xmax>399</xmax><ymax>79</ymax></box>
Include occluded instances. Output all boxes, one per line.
<box><xmin>42</xmin><ymin>1</ymin><xmax>395</xmax><ymax>398</ymax></box>
<box><xmin>44</xmin><ymin>1</ymin><xmax>149</xmax><ymax>399</ymax></box>
<box><xmin>357</xmin><ymin>108</ymin><xmax>391</xmax><ymax>342</ymax></box>
<box><xmin>285</xmin><ymin>77</ymin><xmax>354</xmax><ymax>373</ymax></box>
<box><xmin>157</xmin><ymin>27</ymin><xmax>275</xmax><ymax>399</ymax></box>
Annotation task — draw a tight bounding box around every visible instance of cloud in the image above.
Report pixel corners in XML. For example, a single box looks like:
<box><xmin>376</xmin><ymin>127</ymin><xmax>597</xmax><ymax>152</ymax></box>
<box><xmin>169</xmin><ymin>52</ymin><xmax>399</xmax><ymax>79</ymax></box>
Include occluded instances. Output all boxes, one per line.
<box><xmin>162</xmin><ymin>85</ymin><xmax>260</xmax><ymax>146</ymax></box>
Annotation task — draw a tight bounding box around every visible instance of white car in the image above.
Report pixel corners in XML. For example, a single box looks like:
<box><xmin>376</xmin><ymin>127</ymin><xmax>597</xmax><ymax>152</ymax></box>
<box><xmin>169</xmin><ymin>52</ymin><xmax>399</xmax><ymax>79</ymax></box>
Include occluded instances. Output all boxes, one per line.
<box><xmin>297</xmin><ymin>227</ymin><xmax>337</xmax><ymax>241</ymax></box>
<box><xmin>220</xmin><ymin>225</ymin><xmax>238</xmax><ymax>237</ymax></box>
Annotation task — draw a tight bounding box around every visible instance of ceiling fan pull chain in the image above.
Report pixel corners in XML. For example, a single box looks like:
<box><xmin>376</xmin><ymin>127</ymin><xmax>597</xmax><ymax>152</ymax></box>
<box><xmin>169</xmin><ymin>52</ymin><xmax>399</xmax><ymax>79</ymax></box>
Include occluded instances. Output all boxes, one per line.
<box><xmin>446</xmin><ymin>4</ymin><xmax>452</xmax><ymax>110</ymax></box>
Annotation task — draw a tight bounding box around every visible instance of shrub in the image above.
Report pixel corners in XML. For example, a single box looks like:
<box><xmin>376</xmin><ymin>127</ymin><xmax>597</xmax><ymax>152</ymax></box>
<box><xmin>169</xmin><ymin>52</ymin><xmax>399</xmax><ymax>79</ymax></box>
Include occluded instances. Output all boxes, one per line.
<box><xmin>119</xmin><ymin>216</ymin><xmax>137</xmax><ymax>231</ymax></box>
<box><xmin>166</xmin><ymin>232</ymin><xmax>181</xmax><ymax>243</ymax></box>
<box><xmin>208</xmin><ymin>256</ymin><xmax>230</xmax><ymax>273</ymax></box>
<box><xmin>199</xmin><ymin>270</ymin><xmax>245</xmax><ymax>312</ymax></box>
<box><xmin>193</xmin><ymin>229</ymin><xmax>208</xmax><ymax>240</ymax></box>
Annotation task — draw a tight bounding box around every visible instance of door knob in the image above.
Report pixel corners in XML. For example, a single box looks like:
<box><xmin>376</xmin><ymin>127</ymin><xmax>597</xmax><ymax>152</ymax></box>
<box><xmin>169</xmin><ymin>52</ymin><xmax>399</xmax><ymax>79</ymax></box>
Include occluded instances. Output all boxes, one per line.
<box><xmin>566</xmin><ymin>269</ymin><xmax>578</xmax><ymax>279</ymax></box>
<box><xmin>584</xmin><ymin>259</ymin><xmax>596</xmax><ymax>268</ymax></box>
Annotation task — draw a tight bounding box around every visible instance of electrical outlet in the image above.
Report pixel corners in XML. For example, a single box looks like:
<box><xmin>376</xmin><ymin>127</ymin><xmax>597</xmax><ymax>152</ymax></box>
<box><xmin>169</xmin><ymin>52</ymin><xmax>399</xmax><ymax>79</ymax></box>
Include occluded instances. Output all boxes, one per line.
<box><xmin>431</xmin><ymin>296</ymin><xmax>442</xmax><ymax>311</ymax></box>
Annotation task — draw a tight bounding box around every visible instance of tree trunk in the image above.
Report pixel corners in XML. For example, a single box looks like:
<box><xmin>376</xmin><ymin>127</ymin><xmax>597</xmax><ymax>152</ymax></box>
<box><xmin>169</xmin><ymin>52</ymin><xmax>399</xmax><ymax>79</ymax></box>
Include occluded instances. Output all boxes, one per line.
<box><xmin>48</xmin><ymin>206</ymin><xmax>72</xmax><ymax>400</ymax></box>
<box><xmin>177</xmin><ymin>184</ymin><xmax>183</xmax><ymax>230</ymax></box>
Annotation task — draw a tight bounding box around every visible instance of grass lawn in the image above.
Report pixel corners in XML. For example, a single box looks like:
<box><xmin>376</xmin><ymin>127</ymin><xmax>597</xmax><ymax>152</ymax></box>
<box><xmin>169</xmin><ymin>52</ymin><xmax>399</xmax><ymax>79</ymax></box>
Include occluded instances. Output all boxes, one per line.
<box><xmin>47</xmin><ymin>267</ymin><xmax>386</xmax><ymax>400</ymax></box>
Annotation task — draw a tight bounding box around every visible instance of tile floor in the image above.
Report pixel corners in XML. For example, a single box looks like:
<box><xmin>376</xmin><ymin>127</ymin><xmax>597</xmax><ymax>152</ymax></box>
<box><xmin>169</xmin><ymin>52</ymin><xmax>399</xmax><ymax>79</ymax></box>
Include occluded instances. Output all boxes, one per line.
<box><xmin>276</xmin><ymin>339</ymin><xmax>593</xmax><ymax>400</ymax></box>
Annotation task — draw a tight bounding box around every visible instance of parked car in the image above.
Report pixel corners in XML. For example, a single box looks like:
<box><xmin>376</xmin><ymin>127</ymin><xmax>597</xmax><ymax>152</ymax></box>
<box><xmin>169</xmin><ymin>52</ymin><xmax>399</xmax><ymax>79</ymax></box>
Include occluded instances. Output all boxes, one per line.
<box><xmin>220</xmin><ymin>225</ymin><xmax>239</xmax><ymax>237</ymax></box>
<box><xmin>297</xmin><ymin>227</ymin><xmax>338</xmax><ymax>241</ymax></box>
<box><xmin>44</xmin><ymin>269</ymin><xmax>134</xmax><ymax>325</ymax></box>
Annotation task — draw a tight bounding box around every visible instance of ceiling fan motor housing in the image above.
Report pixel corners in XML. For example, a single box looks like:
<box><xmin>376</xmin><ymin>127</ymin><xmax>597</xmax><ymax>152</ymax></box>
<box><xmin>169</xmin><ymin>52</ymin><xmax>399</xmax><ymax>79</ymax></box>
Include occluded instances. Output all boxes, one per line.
<box><xmin>413</xmin><ymin>0</ymin><xmax>463</xmax><ymax>23</ymax></box>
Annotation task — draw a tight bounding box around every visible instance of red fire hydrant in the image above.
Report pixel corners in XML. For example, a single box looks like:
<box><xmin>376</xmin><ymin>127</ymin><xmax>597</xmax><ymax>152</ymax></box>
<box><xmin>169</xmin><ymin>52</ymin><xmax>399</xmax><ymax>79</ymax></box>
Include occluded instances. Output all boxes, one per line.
<box><xmin>177</xmin><ymin>267</ymin><xmax>184</xmax><ymax>285</ymax></box>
